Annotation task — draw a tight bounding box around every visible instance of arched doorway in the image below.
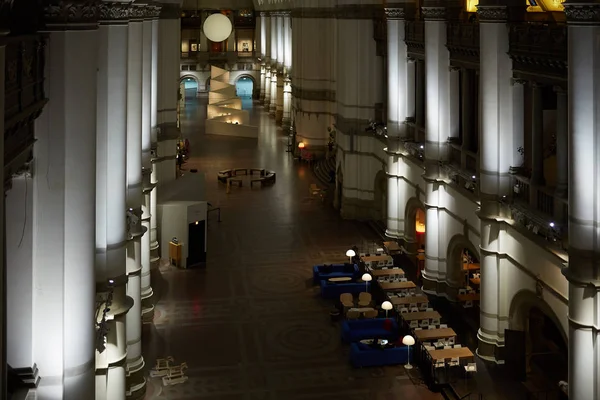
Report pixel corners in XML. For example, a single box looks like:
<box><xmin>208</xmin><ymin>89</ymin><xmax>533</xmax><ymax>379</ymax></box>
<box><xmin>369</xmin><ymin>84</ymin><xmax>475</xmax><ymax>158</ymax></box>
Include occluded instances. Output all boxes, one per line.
<box><xmin>509</xmin><ymin>291</ymin><xmax>568</xmax><ymax>388</ymax></box>
<box><xmin>373</xmin><ymin>170</ymin><xmax>387</xmax><ymax>223</ymax></box>
<box><xmin>235</xmin><ymin>75</ymin><xmax>254</xmax><ymax>99</ymax></box>
<box><xmin>446</xmin><ymin>235</ymin><xmax>480</xmax><ymax>296</ymax></box>
<box><xmin>181</xmin><ymin>76</ymin><xmax>198</xmax><ymax>100</ymax></box>
<box><xmin>404</xmin><ymin>197</ymin><xmax>426</xmax><ymax>255</ymax></box>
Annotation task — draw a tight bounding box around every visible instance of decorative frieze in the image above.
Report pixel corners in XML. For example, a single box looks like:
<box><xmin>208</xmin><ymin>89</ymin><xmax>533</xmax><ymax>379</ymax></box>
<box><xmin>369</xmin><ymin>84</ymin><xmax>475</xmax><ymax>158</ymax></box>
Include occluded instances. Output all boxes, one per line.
<box><xmin>384</xmin><ymin>7</ymin><xmax>405</xmax><ymax>20</ymax></box>
<box><xmin>129</xmin><ymin>4</ymin><xmax>145</xmax><ymax>21</ymax></box>
<box><xmin>291</xmin><ymin>86</ymin><xmax>336</xmax><ymax>102</ymax></box>
<box><xmin>44</xmin><ymin>0</ymin><xmax>99</xmax><ymax>29</ymax></box>
<box><xmin>476</xmin><ymin>6</ymin><xmax>508</xmax><ymax>22</ymax></box>
<box><xmin>564</xmin><ymin>3</ymin><xmax>600</xmax><ymax>24</ymax></box>
<box><xmin>98</xmin><ymin>2</ymin><xmax>130</xmax><ymax>23</ymax></box>
<box><xmin>291</xmin><ymin>5</ymin><xmax>384</xmax><ymax>20</ymax></box>
<box><xmin>508</xmin><ymin>23</ymin><xmax>567</xmax><ymax>78</ymax></box>
<box><xmin>421</xmin><ymin>7</ymin><xmax>445</xmax><ymax>21</ymax></box>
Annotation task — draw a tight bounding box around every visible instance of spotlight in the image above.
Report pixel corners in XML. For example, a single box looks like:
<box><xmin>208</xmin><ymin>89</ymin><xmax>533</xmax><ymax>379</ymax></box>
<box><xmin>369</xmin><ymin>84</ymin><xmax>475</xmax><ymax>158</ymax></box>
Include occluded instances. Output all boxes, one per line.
<box><xmin>420</xmin><ymin>145</ymin><xmax>424</xmax><ymax>149</ymax></box>
<box><xmin>549</xmin><ymin>222</ymin><xmax>555</xmax><ymax>228</ymax></box>
<box><xmin>472</xmin><ymin>175</ymin><xmax>476</xmax><ymax>180</ymax></box>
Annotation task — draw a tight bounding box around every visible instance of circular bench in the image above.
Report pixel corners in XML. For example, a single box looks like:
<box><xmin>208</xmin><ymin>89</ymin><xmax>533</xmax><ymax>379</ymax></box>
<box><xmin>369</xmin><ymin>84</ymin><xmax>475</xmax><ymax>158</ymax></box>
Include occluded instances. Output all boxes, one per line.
<box><xmin>218</xmin><ymin>168</ymin><xmax>276</xmax><ymax>188</ymax></box>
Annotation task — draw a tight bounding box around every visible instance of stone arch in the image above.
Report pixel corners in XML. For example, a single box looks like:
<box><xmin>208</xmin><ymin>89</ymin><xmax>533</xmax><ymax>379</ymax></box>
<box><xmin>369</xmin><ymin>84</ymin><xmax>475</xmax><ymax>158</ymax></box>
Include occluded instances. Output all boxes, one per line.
<box><xmin>404</xmin><ymin>197</ymin><xmax>425</xmax><ymax>254</ymax></box>
<box><xmin>234</xmin><ymin>74</ymin><xmax>255</xmax><ymax>99</ymax></box>
<box><xmin>373</xmin><ymin>169</ymin><xmax>387</xmax><ymax>223</ymax></box>
<box><xmin>446</xmin><ymin>234</ymin><xmax>480</xmax><ymax>289</ymax></box>
<box><xmin>509</xmin><ymin>289</ymin><xmax>567</xmax><ymax>345</ymax></box>
<box><xmin>180</xmin><ymin>74</ymin><xmax>199</xmax><ymax>85</ymax></box>
<box><xmin>233</xmin><ymin>73</ymin><xmax>256</xmax><ymax>85</ymax></box>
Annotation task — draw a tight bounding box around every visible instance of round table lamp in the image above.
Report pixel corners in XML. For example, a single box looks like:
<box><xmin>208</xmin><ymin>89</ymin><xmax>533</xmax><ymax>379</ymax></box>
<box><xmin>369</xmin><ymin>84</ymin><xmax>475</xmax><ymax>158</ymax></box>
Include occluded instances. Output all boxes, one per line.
<box><xmin>361</xmin><ymin>273</ymin><xmax>372</xmax><ymax>292</ymax></box>
<box><xmin>402</xmin><ymin>335</ymin><xmax>416</xmax><ymax>369</ymax></box>
<box><xmin>346</xmin><ymin>249</ymin><xmax>356</xmax><ymax>264</ymax></box>
<box><xmin>381</xmin><ymin>300</ymin><xmax>393</xmax><ymax>318</ymax></box>
<box><xmin>203</xmin><ymin>13</ymin><xmax>233</xmax><ymax>42</ymax></box>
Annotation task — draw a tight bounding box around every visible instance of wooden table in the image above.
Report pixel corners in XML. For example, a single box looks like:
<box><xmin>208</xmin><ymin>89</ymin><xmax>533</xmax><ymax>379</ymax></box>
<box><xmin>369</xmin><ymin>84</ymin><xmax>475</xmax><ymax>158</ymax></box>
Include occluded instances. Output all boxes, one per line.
<box><xmin>457</xmin><ymin>293</ymin><xmax>480</xmax><ymax>302</ymax></box>
<box><xmin>328</xmin><ymin>276</ymin><xmax>353</xmax><ymax>282</ymax></box>
<box><xmin>371</xmin><ymin>268</ymin><xmax>405</xmax><ymax>277</ymax></box>
<box><xmin>463</xmin><ymin>263</ymin><xmax>480</xmax><ymax>271</ymax></box>
<box><xmin>349</xmin><ymin>307</ymin><xmax>375</xmax><ymax>313</ymax></box>
<box><xmin>361</xmin><ymin>254</ymin><xmax>393</xmax><ymax>266</ymax></box>
<box><xmin>380</xmin><ymin>281</ymin><xmax>416</xmax><ymax>290</ymax></box>
<box><xmin>414</xmin><ymin>328</ymin><xmax>457</xmax><ymax>341</ymax></box>
<box><xmin>401</xmin><ymin>311</ymin><xmax>441</xmax><ymax>322</ymax></box>
<box><xmin>391</xmin><ymin>295</ymin><xmax>428</xmax><ymax>305</ymax></box>
<box><xmin>427</xmin><ymin>347</ymin><xmax>474</xmax><ymax>361</ymax></box>
<box><xmin>470</xmin><ymin>277</ymin><xmax>480</xmax><ymax>285</ymax></box>
<box><xmin>384</xmin><ymin>241</ymin><xmax>402</xmax><ymax>254</ymax></box>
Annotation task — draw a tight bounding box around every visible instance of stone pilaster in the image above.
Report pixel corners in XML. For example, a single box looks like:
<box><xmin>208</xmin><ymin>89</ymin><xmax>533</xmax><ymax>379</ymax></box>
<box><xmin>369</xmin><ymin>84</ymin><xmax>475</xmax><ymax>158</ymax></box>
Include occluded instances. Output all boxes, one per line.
<box><xmin>385</xmin><ymin>7</ymin><xmax>404</xmax><ymax>138</ymax></box>
<box><xmin>563</xmin><ymin>2</ymin><xmax>600</xmax><ymax>398</ymax></box>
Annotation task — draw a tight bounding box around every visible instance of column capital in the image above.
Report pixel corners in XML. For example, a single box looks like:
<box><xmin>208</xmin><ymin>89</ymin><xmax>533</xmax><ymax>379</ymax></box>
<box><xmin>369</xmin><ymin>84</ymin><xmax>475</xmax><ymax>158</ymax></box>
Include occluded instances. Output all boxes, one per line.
<box><xmin>421</xmin><ymin>7</ymin><xmax>446</xmax><ymax>20</ymax></box>
<box><xmin>130</xmin><ymin>4</ymin><xmax>146</xmax><ymax>21</ymax></box>
<box><xmin>511</xmin><ymin>78</ymin><xmax>527</xmax><ymax>86</ymax></box>
<box><xmin>385</xmin><ymin>7</ymin><xmax>405</xmax><ymax>20</ymax></box>
<box><xmin>476</xmin><ymin>5</ymin><xmax>508</xmax><ymax>22</ymax></box>
<box><xmin>44</xmin><ymin>0</ymin><xmax>100</xmax><ymax>30</ymax></box>
<box><xmin>98</xmin><ymin>2</ymin><xmax>130</xmax><ymax>23</ymax></box>
<box><xmin>449</xmin><ymin>65</ymin><xmax>460</xmax><ymax>72</ymax></box>
<box><xmin>564</xmin><ymin>2</ymin><xmax>600</xmax><ymax>24</ymax></box>
<box><xmin>407</xmin><ymin>56</ymin><xmax>417</xmax><ymax>63</ymax></box>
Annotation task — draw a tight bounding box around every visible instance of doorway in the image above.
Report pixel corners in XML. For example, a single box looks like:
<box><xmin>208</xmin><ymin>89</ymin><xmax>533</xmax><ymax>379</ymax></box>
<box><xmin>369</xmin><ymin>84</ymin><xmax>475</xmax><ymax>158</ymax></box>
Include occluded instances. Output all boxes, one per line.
<box><xmin>235</xmin><ymin>75</ymin><xmax>254</xmax><ymax>100</ymax></box>
<box><xmin>182</xmin><ymin>77</ymin><xmax>198</xmax><ymax>100</ymax></box>
<box><xmin>187</xmin><ymin>221</ymin><xmax>206</xmax><ymax>267</ymax></box>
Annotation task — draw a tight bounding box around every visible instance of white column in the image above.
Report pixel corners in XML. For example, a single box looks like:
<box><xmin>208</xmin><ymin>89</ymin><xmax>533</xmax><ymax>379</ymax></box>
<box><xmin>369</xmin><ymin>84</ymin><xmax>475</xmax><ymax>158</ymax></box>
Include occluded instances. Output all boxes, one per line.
<box><xmin>386</xmin><ymin>14</ymin><xmax>400</xmax><ymax>137</ymax></box>
<box><xmin>0</xmin><ymin>45</ymin><xmax>5</xmax><ymax>398</ymax></box>
<box><xmin>477</xmin><ymin>8</ymin><xmax>514</xmax><ymax>362</ymax></box>
<box><xmin>386</xmin><ymin>151</ymin><xmax>400</xmax><ymax>238</ymax></box>
<box><xmin>34</xmin><ymin>24</ymin><xmax>96</xmax><ymax>399</ymax></box>
<box><xmin>150</xmin><ymin>9</ymin><xmax>160</xmax><ymax>262</ymax></box>
<box><xmin>263</xmin><ymin>13</ymin><xmax>271</xmax><ymax>107</ymax></box>
<box><xmin>284</xmin><ymin>12</ymin><xmax>291</xmax><ymax>71</ymax></box>
<box><xmin>555</xmin><ymin>86</ymin><xmax>568</xmax><ymax>197</ymax></box>
<box><xmin>270</xmin><ymin>14</ymin><xmax>278</xmax><ymax>64</ymax></box>
<box><xmin>277</xmin><ymin>14</ymin><xmax>284</xmax><ymax>69</ymax></box>
<box><xmin>564</xmin><ymin>5</ymin><xmax>600</xmax><ymax>398</ymax></box>
<box><xmin>283</xmin><ymin>77</ymin><xmax>292</xmax><ymax>129</ymax></box>
<box><xmin>270</xmin><ymin>14</ymin><xmax>278</xmax><ymax>115</ymax></box>
<box><xmin>142</xmin><ymin>16</ymin><xmax>152</xmax><ymax>164</ymax></box>
<box><xmin>270</xmin><ymin>72</ymin><xmax>278</xmax><ymax>115</ymax></box>
<box><xmin>141</xmin><ymin>188</ymin><xmax>153</xmax><ymax>314</ymax></box>
<box><xmin>156</xmin><ymin>5</ymin><xmax>180</xmax><ymax>186</ymax></box>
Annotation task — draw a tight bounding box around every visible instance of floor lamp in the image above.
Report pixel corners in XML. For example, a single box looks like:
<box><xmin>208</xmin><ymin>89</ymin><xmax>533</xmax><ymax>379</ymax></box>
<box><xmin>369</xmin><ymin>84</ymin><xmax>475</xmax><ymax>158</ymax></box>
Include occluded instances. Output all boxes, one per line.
<box><xmin>361</xmin><ymin>273</ymin><xmax>372</xmax><ymax>292</ymax></box>
<box><xmin>346</xmin><ymin>249</ymin><xmax>356</xmax><ymax>264</ymax></box>
<box><xmin>403</xmin><ymin>335</ymin><xmax>415</xmax><ymax>369</ymax></box>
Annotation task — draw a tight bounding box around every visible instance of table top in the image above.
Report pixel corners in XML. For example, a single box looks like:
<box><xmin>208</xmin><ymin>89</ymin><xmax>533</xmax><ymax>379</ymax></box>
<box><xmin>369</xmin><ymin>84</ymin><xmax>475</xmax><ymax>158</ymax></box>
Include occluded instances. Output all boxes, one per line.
<box><xmin>380</xmin><ymin>281</ymin><xmax>417</xmax><ymax>290</ymax></box>
<box><xmin>415</xmin><ymin>327</ymin><xmax>457</xmax><ymax>341</ymax></box>
<box><xmin>361</xmin><ymin>254</ymin><xmax>393</xmax><ymax>262</ymax></box>
<box><xmin>427</xmin><ymin>347</ymin><xmax>474</xmax><ymax>361</ymax></box>
<box><xmin>391</xmin><ymin>295</ymin><xmax>429</xmax><ymax>305</ymax></box>
<box><xmin>371</xmin><ymin>268</ymin><xmax>405</xmax><ymax>277</ymax></box>
<box><xmin>328</xmin><ymin>276</ymin><xmax>353</xmax><ymax>282</ymax></box>
<box><xmin>349</xmin><ymin>307</ymin><xmax>375</xmax><ymax>313</ymax></box>
<box><xmin>401</xmin><ymin>311</ymin><xmax>441</xmax><ymax>321</ymax></box>
<box><xmin>463</xmin><ymin>263</ymin><xmax>480</xmax><ymax>271</ymax></box>
<box><xmin>470</xmin><ymin>277</ymin><xmax>480</xmax><ymax>285</ymax></box>
<box><xmin>384</xmin><ymin>241</ymin><xmax>402</xmax><ymax>251</ymax></box>
<box><xmin>457</xmin><ymin>293</ymin><xmax>480</xmax><ymax>301</ymax></box>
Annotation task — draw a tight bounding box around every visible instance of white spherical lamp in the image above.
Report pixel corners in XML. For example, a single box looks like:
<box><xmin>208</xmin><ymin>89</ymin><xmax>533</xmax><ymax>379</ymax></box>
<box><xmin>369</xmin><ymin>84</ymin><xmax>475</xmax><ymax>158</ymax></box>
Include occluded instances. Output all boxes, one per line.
<box><xmin>203</xmin><ymin>13</ymin><xmax>233</xmax><ymax>42</ymax></box>
<box><xmin>381</xmin><ymin>300</ymin><xmax>393</xmax><ymax>318</ymax></box>
<box><xmin>346</xmin><ymin>249</ymin><xmax>356</xmax><ymax>264</ymax></box>
<box><xmin>402</xmin><ymin>335</ymin><xmax>416</xmax><ymax>369</ymax></box>
<box><xmin>361</xmin><ymin>273</ymin><xmax>372</xmax><ymax>292</ymax></box>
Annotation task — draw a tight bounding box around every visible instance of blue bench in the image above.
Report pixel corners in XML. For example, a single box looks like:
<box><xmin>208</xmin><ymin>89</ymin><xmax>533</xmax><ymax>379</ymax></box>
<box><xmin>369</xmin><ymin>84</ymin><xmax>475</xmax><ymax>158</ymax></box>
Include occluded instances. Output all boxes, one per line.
<box><xmin>350</xmin><ymin>342</ymin><xmax>409</xmax><ymax>368</ymax></box>
<box><xmin>341</xmin><ymin>318</ymin><xmax>399</xmax><ymax>343</ymax></box>
<box><xmin>312</xmin><ymin>263</ymin><xmax>359</xmax><ymax>285</ymax></box>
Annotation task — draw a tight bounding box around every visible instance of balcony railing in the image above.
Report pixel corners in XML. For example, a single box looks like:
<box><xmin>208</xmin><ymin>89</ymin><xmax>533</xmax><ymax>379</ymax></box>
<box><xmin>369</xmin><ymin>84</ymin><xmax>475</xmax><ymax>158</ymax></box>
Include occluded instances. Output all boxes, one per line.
<box><xmin>446</xmin><ymin>22</ymin><xmax>480</xmax><ymax>62</ymax></box>
<box><xmin>405</xmin><ymin>21</ymin><xmax>425</xmax><ymax>56</ymax></box>
<box><xmin>508</xmin><ymin>23</ymin><xmax>567</xmax><ymax>77</ymax></box>
<box><xmin>181</xmin><ymin>51</ymin><xmax>258</xmax><ymax>64</ymax></box>
<box><xmin>509</xmin><ymin>174</ymin><xmax>568</xmax><ymax>248</ymax></box>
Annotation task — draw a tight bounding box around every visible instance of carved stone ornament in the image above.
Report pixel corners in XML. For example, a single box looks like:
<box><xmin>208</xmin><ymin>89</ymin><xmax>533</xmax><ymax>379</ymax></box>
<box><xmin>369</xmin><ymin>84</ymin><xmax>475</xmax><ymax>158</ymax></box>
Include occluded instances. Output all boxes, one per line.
<box><xmin>476</xmin><ymin>6</ymin><xmax>508</xmax><ymax>22</ymax></box>
<box><xmin>129</xmin><ymin>4</ymin><xmax>144</xmax><ymax>20</ymax></box>
<box><xmin>44</xmin><ymin>0</ymin><xmax>99</xmax><ymax>28</ymax></box>
<box><xmin>149</xmin><ymin>5</ymin><xmax>161</xmax><ymax>19</ymax></box>
<box><xmin>98</xmin><ymin>2</ymin><xmax>130</xmax><ymax>22</ymax></box>
<box><xmin>421</xmin><ymin>7</ymin><xmax>445</xmax><ymax>20</ymax></box>
<box><xmin>564</xmin><ymin>3</ymin><xmax>600</xmax><ymax>24</ymax></box>
<box><xmin>384</xmin><ymin>7</ymin><xmax>405</xmax><ymax>20</ymax></box>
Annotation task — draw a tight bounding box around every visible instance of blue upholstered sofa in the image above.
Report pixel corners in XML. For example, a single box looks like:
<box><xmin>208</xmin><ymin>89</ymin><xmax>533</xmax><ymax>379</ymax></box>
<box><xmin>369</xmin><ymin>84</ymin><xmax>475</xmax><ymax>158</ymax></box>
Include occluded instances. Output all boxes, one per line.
<box><xmin>320</xmin><ymin>280</ymin><xmax>369</xmax><ymax>299</ymax></box>
<box><xmin>312</xmin><ymin>263</ymin><xmax>359</xmax><ymax>285</ymax></box>
<box><xmin>341</xmin><ymin>318</ymin><xmax>399</xmax><ymax>343</ymax></box>
<box><xmin>350</xmin><ymin>342</ymin><xmax>409</xmax><ymax>367</ymax></box>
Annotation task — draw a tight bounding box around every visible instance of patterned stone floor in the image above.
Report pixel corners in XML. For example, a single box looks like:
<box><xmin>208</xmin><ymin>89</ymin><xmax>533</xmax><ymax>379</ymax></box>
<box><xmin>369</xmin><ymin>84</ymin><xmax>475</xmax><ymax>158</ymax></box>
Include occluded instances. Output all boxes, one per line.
<box><xmin>141</xmin><ymin>98</ymin><xmax>442</xmax><ymax>400</ymax></box>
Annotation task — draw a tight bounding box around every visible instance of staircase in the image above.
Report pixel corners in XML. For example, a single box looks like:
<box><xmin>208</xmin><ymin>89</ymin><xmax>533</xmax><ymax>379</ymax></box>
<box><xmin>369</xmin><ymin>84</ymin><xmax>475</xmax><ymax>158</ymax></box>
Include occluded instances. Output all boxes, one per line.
<box><xmin>312</xmin><ymin>155</ymin><xmax>336</xmax><ymax>188</ymax></box>
<box><xmin>8</xmin><ymin>364</ymin><xmax>40</xmax><ymax>400</ymax></box>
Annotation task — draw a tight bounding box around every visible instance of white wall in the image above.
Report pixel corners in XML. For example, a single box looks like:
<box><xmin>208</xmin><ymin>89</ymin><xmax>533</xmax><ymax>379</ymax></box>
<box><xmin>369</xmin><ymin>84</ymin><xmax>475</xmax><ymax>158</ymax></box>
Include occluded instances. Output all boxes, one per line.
<box><xmin>6</xmin><ymin>176</ymin><xmax>33</xmax><ymax>368</ymax></box>
<box><xmin>158</xmin><ymin>201</ymin><xmax>207</xmax><ymax>268</ymax></box>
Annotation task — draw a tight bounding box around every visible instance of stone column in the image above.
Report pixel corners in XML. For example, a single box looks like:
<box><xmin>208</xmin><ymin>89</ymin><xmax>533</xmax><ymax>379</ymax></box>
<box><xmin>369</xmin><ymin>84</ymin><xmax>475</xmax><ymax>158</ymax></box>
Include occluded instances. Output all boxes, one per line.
<box><xmin>530</xmin><ymin>82</ymin><xmax>545</xmax><ymax>185</ymax></box>
<box><xmin>386</xmin><ymin>149</ymin><xmax>401</xmax><ymax>238</ymax></box>
<box><xmin>277</xmin><ymin>14</ymin><xmax>284</xmax><ymax>70</ymax></box>
<box><xmin>563</xmin><ymin>4</ymin><xmax>600</xmax><ymax>398</ymax></box>
<box><xmin>461</xmin><ymin>68</ymin><xmax>472</xmax><ymax>151</ymax></box>
<box><xmin>34</xmin><ymin>5</ymin><xmax>97</xmax><ymax>398</ymax></box>
<box><xmin>264</xmin><ymin>67</ymin><xmax>271</xmax><ymax>107</ymax></box>
<box><xmin>156</xmin><ymin>4</ymin><xmax>180</xmax><ymax>186</ymax></box>
<box><xmin>421</xmin><ymin>6</ymin><xmax>451</xmax><ymax>294</ymax></box>
<box><xmin>385</xmin><ymin>8</ymin><xmax>401</xmax><ymax>137</ymax></box>
<box><xmin>262</xmin><ymin>12</ymin><xmax>271</xmax><ymax>106</ymax></box>
<box><xmin>258</xmin><ymin>13</ymin><xmax>265</xmax><ymax>102</ymax></box>
<box><xmin>554</xmin><ymin>86</ymin><xmax>568</xmax><ymax>197</ymax></box>
<box><xmin>283</xmin><ymin>11</ymin><xmax>292</xmax><ymax>72</ymax></box>
<box><xmin>270</xmin><ymin>73</ymin><xmax>278</xmax><ymax>116</ymax></box>
<box><xmin>269</xmin><ymin>14</ymin><xmax>278</xmax><ymax>115</ymax></box>
<box><xmin>150</xmin><ymin>7</ymin><xmax>160</xmax><ymax>265</ymax></box>
<box><xmin>282</xmin><ymin>77</ymin><xmax>292</xmax><ymax>129</ymax></box>
<box><xmin>476</xmin><ymin>4</ymin><xmax>515</xmax><ymax>362</ymax></box>
<box><xmin>449</xmin><ymin>66</ymin><xmax>460</xmax><ymax>139</ymax></box>
<box><xmin>0</xmin><ymin>44</ymin><xmax>8</xmax><ymax>399</ymax></box>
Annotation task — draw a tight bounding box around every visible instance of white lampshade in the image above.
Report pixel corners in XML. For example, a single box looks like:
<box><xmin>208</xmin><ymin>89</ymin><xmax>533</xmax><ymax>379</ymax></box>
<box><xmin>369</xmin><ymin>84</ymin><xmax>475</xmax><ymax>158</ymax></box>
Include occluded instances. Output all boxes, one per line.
<box><xmin>346</xmin><ymin>249</ymin><xmax>356</xmax><ymax>258</ymax></box>
<box><xmin>381</xmin><ymin>301</ymin><xmax>393</xmax><ymax>311</ymax></box>
<box><xmin>203</xmin><ymin>13</ymin><xmax>233</xmax><ymax>42</ymax></box>
<box><xmin>361</xmin><ymin>273</ymin><xmax>372</xmax><ymax>282</ymax></box>
<box><xmin>402</xmin><ymin>335</ymin><xmax>415</xmax><ymax>346</ymax></box>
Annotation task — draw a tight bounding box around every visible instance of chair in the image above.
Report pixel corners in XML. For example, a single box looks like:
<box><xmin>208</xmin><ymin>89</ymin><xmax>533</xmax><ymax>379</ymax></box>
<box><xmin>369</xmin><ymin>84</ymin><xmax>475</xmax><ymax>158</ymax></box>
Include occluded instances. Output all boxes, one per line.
<box><xmin>409</xmin><ymin>320</ymin><xmax>418</xmax><ymax>328</ymax></box>
<box><xmin>448</xmin><ymin>357</ymin><xmax>460</xmax><ymax>367</ymax></box>
<box><xmin>448</xmin><ymin>337</ymin><xmax>455</xmax><ymax>345</ymax></box>
<box><xmin>340</xmin><ymin>293</ymin><xmax>354</xmax><ymax>308</ymax></box>
<box><xmin>428</xmin><ymin>325</ymin><xmax>436</xmax><ymax>330</ymax></box>
<box><xmin>440</xmin><ymin>324</ymin><xmax>448</xmax><ymax>329</ymax></box>
<box><xmin>434</xmin><ymin>360</ymin><xmax>446</xmax><ymax>370</ymax></box>
<box><xmin>410</xmin><ymin>307</ymin><xmax>419</xmax><ymax>313</ymax></box>
<box><xmin>444</xmin><ymin>345</ymin><xmax>452</xmax><ymax>350</ymax></box>
<box><xmin>419</xmin><ymin>303</ymin><xmax>428</xmax><ymax>311</ymax></box>
<box><xmin>454</xmin><ymin>344</ymin><xmax>462</xmax><ymax>348</ymax></box>
<box><xmin>425</xmin><ymin>345</ymin><xmax>435</xmax><ymax>351</ymax></box>
<box><xmin>420</xmin><ymin>319</ymin><xmax>429</xmax><ymax>327</ymax></box>
<box><xmin>346</xmin><ymin>310</ymin><xmax>360</xmax><ymax>319</ymax></box>
<box><xmin>363</xmin><ymin>309</ymin><xmax>379</xmax><ymax>319</ymax></box>
<box><xmin>464</xmin><ymin>300</ymin><xmax>474</xmax><ymax>308</ymax></box>
<box><xmin>400</xmin><ymin>277</ymin><xmax>408</xmax><ymax>282</ymax></box>
<box><xmin>458</xmin><ymin>288</ymin><xmax>467</xmax><ymax>295</ymax></box>
<box><xmin>414</xmin><ymin>327</ymin><xmax>422</xmax><ymax>331</ymax></box>
<box><xmin>427</xmin><ymin>308</ymin><xmax>434</xmax><ymax>311</ymax></box>
<box><xmin>409</xmin><ymin>289</ymin><xmax>416</xmax><ymax>295</ymax></box>
<box><xmin>358</xmin><ymin>292</ymin><xmax>372</xmax><ymax>307</ymax></box>
<box><xmin>399</xmin><ymin>307</ymin><xmax>409</xmax><ymax>314</ymax></box>
<box><xmin>431</xmin><ymin>318</ymin><xmax>441</xmax><ymax>325</ymax></box>
<box><xmin>465</xmin><ymin>363</ymin><xmax>477</xmax><ymax>372</ymax></box>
